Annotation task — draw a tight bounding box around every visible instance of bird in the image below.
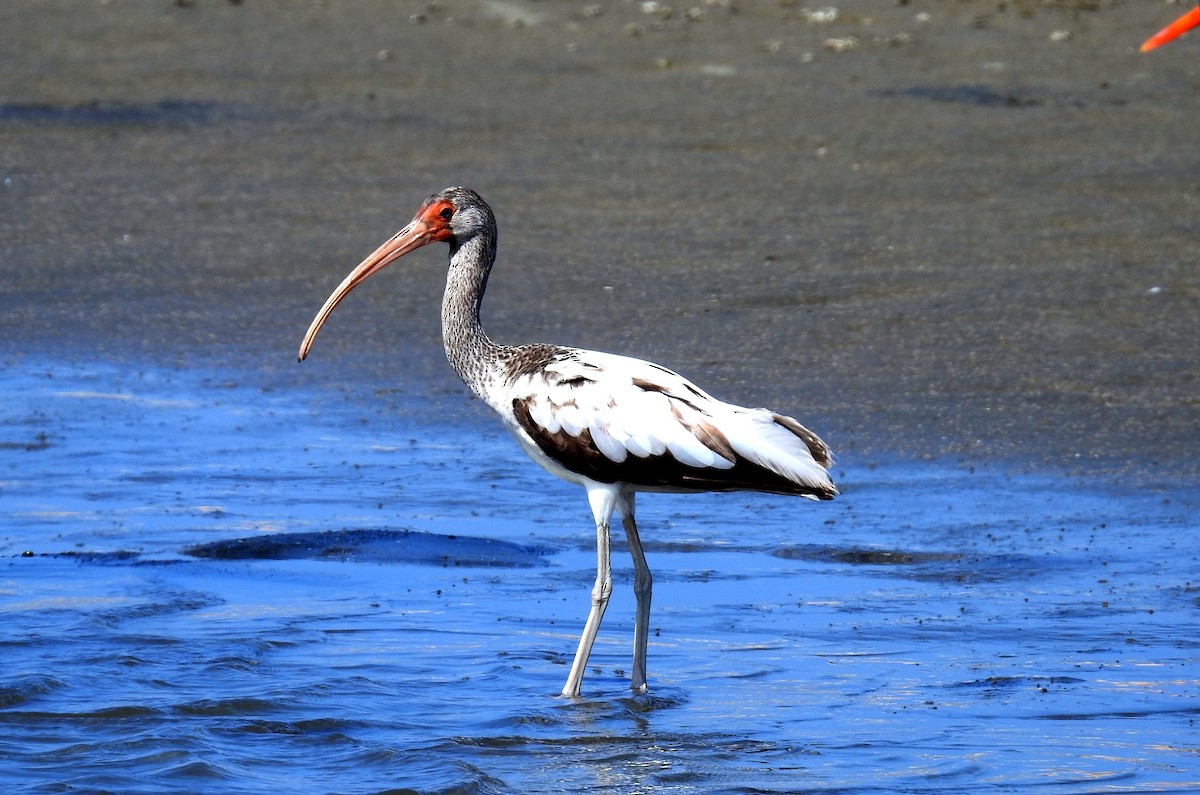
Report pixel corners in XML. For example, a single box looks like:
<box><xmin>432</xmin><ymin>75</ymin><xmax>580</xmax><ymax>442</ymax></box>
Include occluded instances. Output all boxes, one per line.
<box><xmin>1142</xmin><ymin>5</ymin><xmax>1200</xmax><ymax>52</ymax></box>
<box><xmin>298</xmin><ymin>187</ymin><xmax>836</xmax><ymax>698</ymax></box>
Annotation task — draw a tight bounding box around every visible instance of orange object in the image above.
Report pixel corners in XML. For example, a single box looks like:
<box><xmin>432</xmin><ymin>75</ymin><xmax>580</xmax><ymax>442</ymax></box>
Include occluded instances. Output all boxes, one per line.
<box><xmin>1141</xmin><ymin>5</ymin><xmax>1200</xmax><ymax>52</ymax></box>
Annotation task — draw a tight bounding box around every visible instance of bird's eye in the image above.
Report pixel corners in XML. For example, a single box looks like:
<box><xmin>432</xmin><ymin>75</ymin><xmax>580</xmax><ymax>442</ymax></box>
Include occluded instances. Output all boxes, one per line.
<box><xmin>439</xmin><ymin>207</ymin><xmax>454</xmax><ymax>220</ymax></box>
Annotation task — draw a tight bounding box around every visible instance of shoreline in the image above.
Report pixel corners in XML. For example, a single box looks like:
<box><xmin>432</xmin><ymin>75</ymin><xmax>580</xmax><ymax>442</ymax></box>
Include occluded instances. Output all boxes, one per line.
<box><xmin>4</xmin><ymin>348</ymin><xmax>1193</xmax><ymax>500</ymax></box>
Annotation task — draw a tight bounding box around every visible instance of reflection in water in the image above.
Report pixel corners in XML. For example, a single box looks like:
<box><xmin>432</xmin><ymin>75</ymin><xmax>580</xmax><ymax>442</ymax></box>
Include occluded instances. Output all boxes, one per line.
<box><xmin>1</xmin><ymin>357</ymin><xmax>1197</xmax><ymax>793</ymax></box>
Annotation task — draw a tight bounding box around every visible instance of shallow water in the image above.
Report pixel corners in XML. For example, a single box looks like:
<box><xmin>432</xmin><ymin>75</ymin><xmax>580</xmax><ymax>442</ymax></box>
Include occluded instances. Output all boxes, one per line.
<box><xmin>2</xmin><ymin>356</ymin><xmax>1196</xmax><ymax>794</ymax></box>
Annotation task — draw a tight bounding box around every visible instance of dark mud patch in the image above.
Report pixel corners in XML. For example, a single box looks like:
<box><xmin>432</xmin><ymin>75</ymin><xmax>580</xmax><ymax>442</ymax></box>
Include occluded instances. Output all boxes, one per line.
<box><xmin>773</xmin><ymin>545</ymin><xmax>962</xmax><ymax>565</ymax></box>
<box><xmin>772</xmin><ymin>545</ymin><xmax>1048</xmax><ymax>584</ymax></box>
<box><xmin>16</xmin><ymin>549</ymin><xmax>144</xmax><ymax>564</ymax></box>
<box><xmin>0</xmin><ymin>99</ymin><xmax>257</xmax><ymax>128</ymax></box>
<box><xmin>947</xmin><ymin>675</ymin><xmax>1087</xmax><ymax>693</ymax></box>
<box><xmin>873</xmin><ymin>84</ymin><xmax>1047</xmax><ymax>108</ymax></box>
<box><xmin>183</xmin><ymin>528</ymin><xmax>550</xmax><ymax>568</ymax></box>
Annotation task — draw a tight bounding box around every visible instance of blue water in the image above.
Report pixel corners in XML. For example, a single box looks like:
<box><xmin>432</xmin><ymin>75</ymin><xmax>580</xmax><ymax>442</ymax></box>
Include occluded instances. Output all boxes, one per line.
<box><xmin>1</xmin><ymin>355</ymin><xmax>1197</xmax><ymax>794</ymax></box>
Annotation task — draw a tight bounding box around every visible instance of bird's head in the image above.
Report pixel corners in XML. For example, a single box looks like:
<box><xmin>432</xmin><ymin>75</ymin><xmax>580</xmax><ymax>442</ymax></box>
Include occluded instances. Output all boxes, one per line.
<box><xmin>297</xmin><ymin>186</ymin><xmax>493</xmax><ymax>362</ymax></box>
<box><xmin>432</xmin><ymin>186</ymin><xmax>495</xmax><ymax>247</ymax></box>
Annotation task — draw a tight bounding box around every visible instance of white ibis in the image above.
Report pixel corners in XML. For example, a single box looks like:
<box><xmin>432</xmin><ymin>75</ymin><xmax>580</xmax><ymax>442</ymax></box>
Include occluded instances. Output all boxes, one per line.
<box><xmin>1142</xmin><ymin>6</ymin><xmax>1200</xmax><ymax>51</ymax></box>
<box><xmin>298</xmin><ymin>187</ymin><xmax>836</xmax><ymax>697</ymax></box>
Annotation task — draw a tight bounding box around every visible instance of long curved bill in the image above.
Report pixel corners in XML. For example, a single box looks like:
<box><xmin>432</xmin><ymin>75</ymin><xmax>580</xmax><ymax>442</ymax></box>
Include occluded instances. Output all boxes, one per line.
<box><xmin>1141</xmin><ymin>6</ymin><xmax>1200</xmax><ymax>52</ymax></box>
<box><xmin>298</xmin><ymin>217</ymin><xmax>436</xmax><ymax>361</ymax></box>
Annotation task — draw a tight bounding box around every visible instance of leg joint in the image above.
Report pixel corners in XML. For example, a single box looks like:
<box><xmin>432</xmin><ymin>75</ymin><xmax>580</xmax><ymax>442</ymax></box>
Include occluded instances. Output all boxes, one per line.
<box><xmin>592</xmin><ymin>576</ymin><xmax>613</xmax><ymax>603</ymax></box>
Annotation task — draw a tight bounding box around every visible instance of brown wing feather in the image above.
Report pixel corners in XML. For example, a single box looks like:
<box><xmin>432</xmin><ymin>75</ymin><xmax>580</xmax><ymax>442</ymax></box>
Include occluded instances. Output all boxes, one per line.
<box><xmin>511</xmin><ymin>397</ymin><xmax>834</xmax><ymax>498</ymax></box>
<box><xmin>771</xmin><ymin>413</ymin><xmax>833</xmax><ymax>469</ymax></box>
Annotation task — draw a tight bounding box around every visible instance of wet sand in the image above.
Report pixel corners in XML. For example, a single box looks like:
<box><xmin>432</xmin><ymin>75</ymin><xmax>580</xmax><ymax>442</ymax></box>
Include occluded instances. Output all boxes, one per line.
<box><xmin>2</xmin><ymin>0</ymin><xmax>1197</xmax><ymax>481</ymax></box>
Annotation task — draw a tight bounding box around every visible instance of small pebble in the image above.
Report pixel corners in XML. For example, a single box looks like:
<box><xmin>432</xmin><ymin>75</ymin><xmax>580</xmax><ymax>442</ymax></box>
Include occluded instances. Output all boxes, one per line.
<box><xmin>823</xmin><ymin>36</ymin><xmax>858</xmax><ymax>53</ymax></box>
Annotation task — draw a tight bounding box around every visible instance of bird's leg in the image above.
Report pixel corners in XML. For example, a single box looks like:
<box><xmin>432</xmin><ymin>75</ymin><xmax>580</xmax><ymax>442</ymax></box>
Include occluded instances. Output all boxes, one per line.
<box><xmin>618</xmin><ymin>492</ymin><xmax>651</xmax><ymax>693</ymax></box>
<box><xmin>561</xmin><ymin>485</ymin><xmax>617</xmax><ymax>698</ymax></box>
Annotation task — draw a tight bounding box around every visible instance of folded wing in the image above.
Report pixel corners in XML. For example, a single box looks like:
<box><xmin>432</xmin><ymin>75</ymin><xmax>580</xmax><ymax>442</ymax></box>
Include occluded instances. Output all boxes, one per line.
<box><xmin>506</xmin><ymin>349</ymin><xmax>836</xmax><ymax>499</ymax></box>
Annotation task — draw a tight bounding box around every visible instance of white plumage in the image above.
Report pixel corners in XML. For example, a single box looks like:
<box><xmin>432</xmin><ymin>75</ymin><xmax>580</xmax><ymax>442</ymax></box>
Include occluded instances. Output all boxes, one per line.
<box><xmin>299</xmin><ymin>187</ymin><xmax>836</xmax><ymax>698</ymax></box>
<box><xmin>500</xmin><ymin>350</ymin><xmax>833</xmax><ymax>494</ymax></box>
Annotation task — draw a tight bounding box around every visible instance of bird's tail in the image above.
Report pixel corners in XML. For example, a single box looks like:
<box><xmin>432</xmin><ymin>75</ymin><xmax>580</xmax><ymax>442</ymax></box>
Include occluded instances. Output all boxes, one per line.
<box><xmin>726</xmin><ymin>409</ymin><xmax>837</xmax><ymax>499</ymax></box>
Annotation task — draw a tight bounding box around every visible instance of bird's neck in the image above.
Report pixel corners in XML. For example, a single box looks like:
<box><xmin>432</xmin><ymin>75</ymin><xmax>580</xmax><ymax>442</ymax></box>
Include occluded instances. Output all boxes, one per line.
<box><xmin>441</xmin><ymin>233</ymin><xmax>505</xmax><ymax>400</ymax></box>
